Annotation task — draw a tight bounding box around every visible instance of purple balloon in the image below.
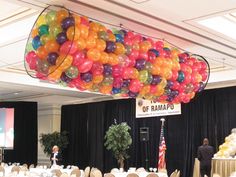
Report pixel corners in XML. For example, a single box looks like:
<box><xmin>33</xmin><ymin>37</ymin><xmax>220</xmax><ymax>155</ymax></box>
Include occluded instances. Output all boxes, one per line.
<box><xmin>122</xmin><ymin>79</ymin><xmax>131</xmax><ymax>87</ymax></box>
<box><xmin>135</xmin><ymin>59</ymin><xmax>146</xmax><ymax>70</ymax></box>
<box><xmin>128</xmin><ymin>91</ymin><xmax>138</xmax><ymax>98</ymax></box>
<box><xmin>47</xmin><ymin>52</ymin><xmax>58</xmax><ymax>65</ymax></box>
<box><xmin>151</xmin><ymin>75</ymin><xmax>162</xmax><ymax>85</ymax></box>
<box><xmin>61</xmin><ymin>17</ymin><xmax>75</xmax><ymax>30</ymax></box>
<box><xmin>105</xmin><ymin>41</ymin><xmax>116</xmax><ymax>53</ymax></box>
<box><xmin>167</xmin><ymin>80</ymin><xmax>174</xmax><ymax>88</ymax></box>
<box><xmin>60</xmin><ymin>72</ymin><xmax>72</xmax><ymax>83</ymax></box>
<box><xmin>103</xmin><ymin>64</ymin><xmax>113</xmax><ymax>76</ymax></box>
<box><xmin>81</xmin><ymin>72</ymin><xmax>93</xmax><ymax>82</ymax></box>
<box><xmin>56</xmin><ymin>32</ymin><xmax>67</xmax><ymax>45</ymax></box>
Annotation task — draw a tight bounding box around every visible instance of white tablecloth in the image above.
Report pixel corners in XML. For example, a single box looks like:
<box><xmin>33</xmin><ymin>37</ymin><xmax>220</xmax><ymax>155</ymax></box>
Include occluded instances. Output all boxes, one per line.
<box><xmin>111</xmin><ymin>171</ymin><xmax>168</xmax><ymax>177</ymax></box>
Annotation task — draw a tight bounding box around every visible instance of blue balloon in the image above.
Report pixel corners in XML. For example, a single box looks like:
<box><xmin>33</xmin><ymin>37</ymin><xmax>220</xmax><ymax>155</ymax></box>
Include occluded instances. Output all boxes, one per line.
<box><xmin>177</xmin><ymin>71</ymin><xmax>185</xmax><ymax>83</ymax></box>
<box><xmin>115</xmin><ymin>34</ymin><xmax>124</xmax><ymax>43</ymax></box>
<box><xmin>151</xmin><ymin>75</ymin><xmax>162</xmax><ymax>85</ymax></box>
<box><xmin>56</xmin><ymin>32</ymin><xmax>67</xmax><ymax>45</ymax></box>
<box><xmin>149</xmin><ymin>49</ymin><xmax>159</xmax><ymax>57</ymax></box>
<box><xmin>32</xmin><ymin>35</ymin><xmax>41</xmax><ymax>50</ymax></box>
<box><xmin>103</xmin><ymin>64</ymin><xmax>113</xmax><ymax>76</ymax></box>
<box><xmin>112</xmin><ymin>88</ymin><xmax>121</xmax><ymax>94</ymax></box>
<box><xmin>81</xmin><ymin>72</ymin><xmax>93</xmax><ymax>82</ymax></box>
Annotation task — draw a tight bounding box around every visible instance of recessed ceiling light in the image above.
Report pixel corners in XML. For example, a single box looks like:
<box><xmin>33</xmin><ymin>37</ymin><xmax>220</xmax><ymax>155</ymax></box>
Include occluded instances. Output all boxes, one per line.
<box><xmin>14</xmin><ymin>92</ymin><xmax>19</xmax><ymax>95</ymax></box>
<box><xmin>198</xmin><ymin>16</ymin><xmax>236</xmax><ymax>40</ymax></box>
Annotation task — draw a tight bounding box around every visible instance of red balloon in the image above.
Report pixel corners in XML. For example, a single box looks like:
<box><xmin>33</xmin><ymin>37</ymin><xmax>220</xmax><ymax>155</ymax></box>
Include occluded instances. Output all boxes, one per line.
<box><xmin>72</xmin><ymin>51</ymin><xmax>85</xmax><ymax>66</ymax></box>
<box><xmin>129</xmin><ymin>79</ymin><xmax>142</xmax><ymax>93</ymax></box>
<box><xmin>78</xmin><ymin>59</ymin><xmax>93</xmax><ymax>73</ymax></box>
<box><xmin>199</xmin><ymin>61</ymin><xmax>208</xmax><ymax>71</ymax></box>
<box><xmin>91</xmin><ymin>62</ymin><xmax>104</xmax><ymax>75</ymax></box>
<box><xmin>172</xmin><ymin>81</ymin><xmax>180</xmax><ymax>90</ymax></box>
<box><xmin>138</xmin><ymin>52</ymin><xmax>148</xmax><ymax>60</ymax></box>
<box><xmin>126</xmin><ymin>31</ymin><xmax>134</xmax><ymax>39</ymax></box>
<box><xmin>171</xmin><ymin>70</ymin><xmax>179</xmax><ymax>81</ymax></box>
<box><xmin>155</xmin><ymin>41</ymin><xmax>164</xmax><ymax>50</ymax></box>
<box><xmin>124</xmin><ymin>37</ymin><xmax>133</xmax><ymax>46</ymax></box>
<box><xmin>183</xmin><ymin>72</ymin><xmax>192</xmax><ymax>84</ymax></box>
<box><xmin>60</xmin><ymin>41</ymin><xmax>78</xmax><ymax>54</ymax></box>
<box><xmin>200</xmin><ymin>70</ymin><xmax>208</xmax><ymax>81</ymax></box>
<box><xmin>129</xmin><ymin>50</ymin><xmax>139</xmax><ymax>60</ymax></box>
<box><xmin>192</xmin><ymin>62</ymin><xmax>202</xmax><ymax>72</ymax></box>
<box><xmin>150</xmin><ymin>85</ymin><xmax>157</xmax><ymax>94</ymax></box>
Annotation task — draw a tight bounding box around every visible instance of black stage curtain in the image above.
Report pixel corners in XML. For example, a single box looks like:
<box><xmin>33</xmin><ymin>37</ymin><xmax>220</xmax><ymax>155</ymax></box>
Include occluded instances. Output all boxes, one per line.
<box><xmin>0</xmin><ymin>102</ymin><xmax>38</xmax><ymax>165</ymax></box>
<box><xmin>61</xmin><ymin>86</ymin><xmax>236</xmax><ymax>177</ymax></box>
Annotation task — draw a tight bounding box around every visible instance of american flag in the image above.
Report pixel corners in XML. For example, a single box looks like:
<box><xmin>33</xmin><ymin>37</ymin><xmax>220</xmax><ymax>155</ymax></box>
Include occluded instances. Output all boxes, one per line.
<box><xmin>158</xmin><ymin>119</ymin><xmax>166</xmax><ymax>169</ymax></box>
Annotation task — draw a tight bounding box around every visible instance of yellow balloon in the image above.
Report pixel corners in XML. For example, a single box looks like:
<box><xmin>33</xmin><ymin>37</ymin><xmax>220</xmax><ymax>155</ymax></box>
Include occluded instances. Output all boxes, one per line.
<box><xmin>36</xmin><ymin>15</ymin><xmax>46</xmax><ymax>27</ymax></box>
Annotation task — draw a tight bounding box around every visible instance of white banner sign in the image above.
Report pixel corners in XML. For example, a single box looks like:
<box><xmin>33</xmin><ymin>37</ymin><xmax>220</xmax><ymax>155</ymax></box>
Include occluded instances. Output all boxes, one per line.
<box><xmin>136</xmin><ymin>98</ymin><xmax>181</xmax><ymax>118</ymax></box>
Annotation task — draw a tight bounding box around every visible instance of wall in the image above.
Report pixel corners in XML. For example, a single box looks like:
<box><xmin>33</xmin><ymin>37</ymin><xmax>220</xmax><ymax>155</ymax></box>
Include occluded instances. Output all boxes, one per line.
<box><xmin>37</xmin><ymin>104</ymin><xmax>61</xmax><ymax>165</ymax></box>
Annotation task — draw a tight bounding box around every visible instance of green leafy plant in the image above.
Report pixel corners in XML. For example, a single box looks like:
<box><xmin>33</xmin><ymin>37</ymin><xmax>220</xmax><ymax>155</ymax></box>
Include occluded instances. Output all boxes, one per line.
<box><xmin>104</xmin><ymin>122</ymin><xmax>132</xmax><ymax>168</ymax></box>
<box><xmin>39</xmin><ymin>131</ymin><xmax>69</xmax><ymax>156</ymax></box>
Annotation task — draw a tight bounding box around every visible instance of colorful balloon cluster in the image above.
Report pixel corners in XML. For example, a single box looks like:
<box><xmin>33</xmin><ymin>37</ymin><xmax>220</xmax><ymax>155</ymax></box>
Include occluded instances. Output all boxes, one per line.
<box><xmin>25</xmin><ymin>6</ymin><xmax>210</xmax><ymax>104</ymax></box>
<box><xmin>214</xmin><ymin>129</ymin><xmax>236</xmax><ymax>158</ymax></box>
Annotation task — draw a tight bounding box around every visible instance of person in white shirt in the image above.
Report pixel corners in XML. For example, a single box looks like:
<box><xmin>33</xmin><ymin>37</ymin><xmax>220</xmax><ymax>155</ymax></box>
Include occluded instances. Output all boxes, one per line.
<box><xmin>50</xmin><ymin>145</ymin><xmax>62</xmax><ymax>166</ymax></box>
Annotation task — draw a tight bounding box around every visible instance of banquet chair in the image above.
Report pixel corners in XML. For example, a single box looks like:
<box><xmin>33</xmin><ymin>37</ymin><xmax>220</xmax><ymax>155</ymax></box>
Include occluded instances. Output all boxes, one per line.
<box><xmin>213</xmin><ymin>174</ymin><xmax>221</xmax><ymax>177</ymax></box>
<box><xmin>104</xmin><ymin>173</ymin><xmax>115</xmax><ymax>177</ymax></box>
<box><xmin>70</xmin><ymin>168</ymin><xmax>81</xmax><ymax>177</ymax></box>
<box><xmin>60</xmin><ymin>172</ymin><xmax>69</xmax><ymax>177</ymax></box>
<box><xmin>169</xmin><ymin>170</ymin><xmax>177</xmax><ymax>177</ymax></box>
<box><xmin>90</xmin><ymin>168</ymin><xmax>102</xmax><ymax>177</ymax></box>
<box><xmin>29</xmin><ymin>164</ymin><xmax>34</xmax><ymax>169</ymax></box>
<box><xmin>51</xmin><ymin>169</ymin><xmax>62</xmax><ymax>177</ymax></box>
<box><xmin>0</xmin><ymin>166</ymin><xmax>5</xmax><ymax>175</ymax></box>
<box><xmin>176</xmin><ymin>170</ymin><xmax>180</xmax><ymax>177</ymax></box>
<box><xmin>146</xmin><ymin>173</ymin><xmax>159</xmax><ymax>177</ymax></box>
<box><xmin>126</xmin><ymin>173</ymin><xmax>139</xmax><ymax>177</ymax></box>
<box><xmin>11</xmin><ymin>166</ymin><xmax>20</xmax><ymax>174</ymax></box>
<box><xmin>22</xmin><ymin>163</ymin><xmax>28</xmax><ymax>168</ymax></box>
<box><xmin>84</xmin><ymin>166</ymin><xmax>90</xmax><ymax>177</ymax></box>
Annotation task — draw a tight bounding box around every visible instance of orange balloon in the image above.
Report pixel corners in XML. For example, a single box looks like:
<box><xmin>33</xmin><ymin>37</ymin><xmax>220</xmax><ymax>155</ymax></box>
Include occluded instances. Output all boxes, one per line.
<box><xmin>162</xmin><ymin>58</ymin><xmax>173</xmax><ymax>68</ymax></box>
<box><xmin>153</xmin><ymin>57</ymin><xmax>164</xmax><ymax>66</ymax></box>
<box><xmin>66</xmin><ymin>26</ymin><xmax>80</xmax><ymax>41</ymax></box>
<box><xmin>88</xmin><ymin>30</ymin><xmax>98</xmax><ymax>39</ymax></box>
<box><xmin>31</xmin><ymin>28</ymin><xmax>38</xmax><ymax>38</ymax></box>
<box><xmin>108</xmin><ymin>53</ymin><xmax>119</xmax><ymax>66</ymax></box>
<box><xmin>47</xmin><ymin>66</ymin><xmax>62</xmax><ymax>81</ymax></box>
<box><xmin>139</xmin><ymin>85</ymin><xmax>150</xmax><ymax>96</ymax></box>
<box><xmin>75</xmin><ymin>38</ymin><xmax>86</xmax><ymax>50</ymax></box>
<box><xmin>44</xmin><ymin>40</ymin><xmax>59</xmax><ymax>53</ymax></box>
<box><xmin>132</xmin><ymin>42</ymin><xmax>140</xmax><ymax>50</ymax></box>
<box><xmin>151</xmin><ymin>64</ymin><xmax>161</xmax><ymax>75</ymax></box>
<box><xmin>36</xmin><ymin>46</ymin><xmax>48</xmax><ymax>59</ymax></box>
<box><xmin>100</xmin><ymin>85</ymin><xmax>112</xmax><ymax>94</ymax></box>
<box><xmin>100</xmin><ymin>52</ymin><xmax>109</xmax><ymax>64</ymax></box>
<box><xmin>114</xmin><ymin>42</ymin><xmax>125</xmax><ymax>55</ymax></box>
<box><xmin>79</xmin><ymin>24</ymin><xmax>89</xmax><ymax>39</ymax></box>
<box><xmin>89</xmin><ymin>22</ymin><xmax>100</xmax><ymax>32</ymax></box>
<box><xmin>56</xmin><ymin>55</ymin><xmax>73</xmax><ymax>71</ymax></box>
<box><xmin>87</xmin><ymin>48</ymin><xmax>101</xmax><ymax>61</ymax></box>
<box><xmin>84</xmin><ymin>82</ymin><xmax>93</xmax><ymax>89</ymax></box>
<box><xmin>139</xmin><ymin>41</ymin><xmax>152</xmax><ymax>53</ymax></box>
<box><xmin>73</xmin><ymin>14</ymin><xmax>81</xmax><ymax>26</ymax></box>
<box><xmin>98</xmin><ymin>24</ymin><xmax>107</xmax><ymax>32</ymax></box>
<box><xmin>160</xmin><ymin>67</ymin><xmax>172</xmax><ymax>79</ymax></box>
<box><xmin>155</xmin><ymin>85</ymin><xmax>164</xmax><ymax>96</ymax></box>
<box><xmin>93</xmin><ymin>75</ymin><xmax>104</xmax><ymax>84</ymax></box>
<box><xmin>172</xmin><ymin>61</ymin><xmax>180</xmax><ymax>71</ymax></box>
<box><xmin>131</xmin><ymin>68</ymin><xmax>139</xmax><ymax>79</ymax></box>
<box><xmin>108</xmin><ymin>33</ymin><xmax>116</xmax><ymax>42</ymax></box>
<box><xmin>86</xmin><ymin>36</ymin><xmax>97</xmax><ymax>49</ymax></box>
<box><xmin>56</xmin><ymin>9</ymin><xmax>69</xmax><ymax>23</ymax></box>
<box><xmin>96</xmin><ymin>39</ymin><xmax>106</xmax><ymax>51</ymax></box>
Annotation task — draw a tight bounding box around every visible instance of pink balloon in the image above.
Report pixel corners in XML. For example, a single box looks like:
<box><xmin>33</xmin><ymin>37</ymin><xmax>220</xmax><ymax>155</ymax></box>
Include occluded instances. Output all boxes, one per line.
<box><xmin>72</xmin><ymin>51</ymin><xmax>85</xmax><ymax>66</ymax></box>
<box><xmin>60</xmin><ymin>41</ymin><xmax>77</xmax><ymax>55</ymax></box>
<box><xmin>172</xmin><ymin>81</ymin><xmax>180</xmax><ymax>90</ymax></box>
<box><xmin>150</xmin><ymin>85</ymin><xmax>157</xmax><ymax>94</ymax></box>
<box><xmin>129</xmin><ymin>79</ymin><xmax>142</xmax><ymax>93</ymax></box>
<box><xmin>138</xmin><ymin>52</ymin><xmax>148</xmax><ymax>60</ymax></box>
<box><xmin>200</xmin><ymin>70</ymin><xmax>208</xmax><ymax>82</ymax></box>
<box><xmin>112</xmin><ymin>65</ymin><xmax>124</xmax><ymax>77</ymax></box>
<box><xmin>78</xmin><ymin>59</ymin><xmax>93</xmax><ymax>73</ymax></box>
<box><xmin>171</xmin><ymin>70</ymin><xmax>179</xmax><ymax>81</ymax></box>
<box><xmin>183</xmin><ymin>72</ymin><xmax>192</xmax><ymax>84</ymax></box>
<box><xmin>155</xmin><ymin>41</ymin><xmax>164</xmax><ymax>49</ymax></box>
<box><xmin>129</xmin><ymin>50</ymin><xmax>139</xmax><ymax>60</ymax></box>
<box><xmin>126</xmin><ymin>31</ymin><xmax>134</xmax><ymax>39</ymax></box>
<box><xmin>26</xmin><ymin>51</ymin><xmax>38</xmax><ymax>70</ymax></box>
<box><xmin>113</xmin><ymin>77</ymin><xmax>123</xmax><ymax>88</ymax></box>
<box><xmin>124</xmin><ymin>37</ymin><xmax>133</xmax><ymax>46</ymax></box>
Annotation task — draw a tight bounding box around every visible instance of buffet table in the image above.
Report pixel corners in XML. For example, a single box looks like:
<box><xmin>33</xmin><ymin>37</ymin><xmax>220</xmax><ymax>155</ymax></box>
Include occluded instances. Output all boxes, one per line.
<box><xmin>211</xmin><ymin>158</ymin><xmax>236</xmax><ymax>177</ymax></box>
<box><xmin>193</xmin><ymin>158</ymin><xmax>236</xmax><ymax>177</ymax></box>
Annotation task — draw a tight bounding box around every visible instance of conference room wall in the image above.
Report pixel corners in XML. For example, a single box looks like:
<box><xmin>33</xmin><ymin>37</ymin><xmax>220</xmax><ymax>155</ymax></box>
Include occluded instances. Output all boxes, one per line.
<box><xmin>61</xmin><ymin>86</ymin><xmax>236</xmax><ymax>177</ymax></box>
<box><xmin>37</xmin><ymin>104</ymin><xmax>61</xmax><ymax>165</ymax></box>
<box><xmin>0</xmin><ymin>102</ymin><xmax>37</xmax><ymax>165</ymax></box>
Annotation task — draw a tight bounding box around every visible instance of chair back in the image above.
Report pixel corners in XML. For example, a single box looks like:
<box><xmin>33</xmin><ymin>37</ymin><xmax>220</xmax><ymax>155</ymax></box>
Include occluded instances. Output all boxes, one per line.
<box><xmin>71</xmin><ymin>168</ymin><xmax>81</xmax><ymax>177</ymax></box>
<box><xmin>29</xmin><ymin>164</ymin><xmax>34</xmax><ymax>169</ymax></box>
<box><xmin>170</xmin><ymin>170</ymin><xmax>177</xmax><ymax>177</ymax></box>
<box><xmin>176</xmin><ymin>170</ymin><xmax>180</xmax><ymax>177</ymax></box>
<box><xmin>60</xmin><ymin>172</ymin><xmax>69</xmax><ymax>177</ymax></box>
<box><xmin>51</xmin><ymin>169</ymin><xmax>62</xmax><ymax>177</ymax></box>
<box><xmin>146</xmin><ymin>173</ymin><xmax>159</xmax><ymax>177</ymax></box>
<box><xmin>213</xmin><ymin>174</ymin><xmax>220</xmax><ymax>177</ymax></box>
<box><xmin>90</xmin><ymin>168</ymin><xmax>102</xmax><ymax>177</ymax></box>
<box><xmin>84</xmin><ymin>166</ymin><xmax>90</xmax><ymax>177</ymax></box>
<box><xmin>110</xmin><ymin>168</ymin><xmax>119</xmax><ymax>173</ymax></box>
<box><xmin>104</xmin><ymin>173</ymin><xmax>115</xmax><ymax>177</ymax></box>
<box><xmin>136</xmin><ymin>167</ymin><xmax>146</xmax><ymax>173</ymax></box>
<box><xmin>22</xmin><ymin>163</ymin><xmax>28</xmax><ymax>168</ymax></box>
<box><xmin>11</xmin><ymin>166</ymin><xmax>20</xmax><ymax>173</ymax></box>
<box><xmin>0</xmin><ymin>166</ymin><xmax>5</xmax><ymax>175</ymax></box>
<box><xmin>126</xmin><ymin>173</ymin><xmax>139</xmax><ymax>177</ymax></box>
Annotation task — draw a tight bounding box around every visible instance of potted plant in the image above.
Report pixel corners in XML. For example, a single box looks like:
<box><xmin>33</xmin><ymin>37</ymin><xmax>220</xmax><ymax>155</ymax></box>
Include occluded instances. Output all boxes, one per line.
<box><xmin>39</xmin><ymin>131</ymin><xmax>69</xmax><ymax>156</ymax></box>
<box><xmin>104</xmin><ymin>122</ymin><xmax>132</xmax><ymax>169</ymax></box>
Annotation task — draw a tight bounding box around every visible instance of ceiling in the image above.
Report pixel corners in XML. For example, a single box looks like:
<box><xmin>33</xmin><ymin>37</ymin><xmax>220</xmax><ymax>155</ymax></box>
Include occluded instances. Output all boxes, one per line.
<box><xmin>0</xmin><ymin>0</ymin><xmax>236</xmax><ymax>106</ymax></box>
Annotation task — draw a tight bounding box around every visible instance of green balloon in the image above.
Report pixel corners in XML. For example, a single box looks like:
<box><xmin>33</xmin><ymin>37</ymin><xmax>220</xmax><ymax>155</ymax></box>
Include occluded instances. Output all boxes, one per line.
<box><xmin>98</xmin><ymin>31</ymin><xmax>108</xmax><ymax>41</ymax></box>
<box><xmin>38</xmin><ymin>25</ymin><xmax>49</xmax><ymax>36</ymax></box>
<box><xmin>45</xmin><ymin>10</ymin><xmax>56</xmax><ymax>24</ymax></box>
<box><xmin>26</xmin><ymin>41</ymin><xmax>35</xmax><ymax>53</ymax></box>
<box><xmin>49</xmin><ymin>23</ymin><xmax>62</xmax><ymax>37</ymax></box>
<box><xmin>139</xmin><ymin>70</ymin><xmax>148</xmax><ymax>83</ymax></box>
<box><xmin>65</xmin><ymin>66</ymin><xmax>79</xmax><ymax>79</ymax></box>
<box><xmin>102</xmin><ymin>76</ymin><xmax>113</xmax><ymax>86</ymax></box>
